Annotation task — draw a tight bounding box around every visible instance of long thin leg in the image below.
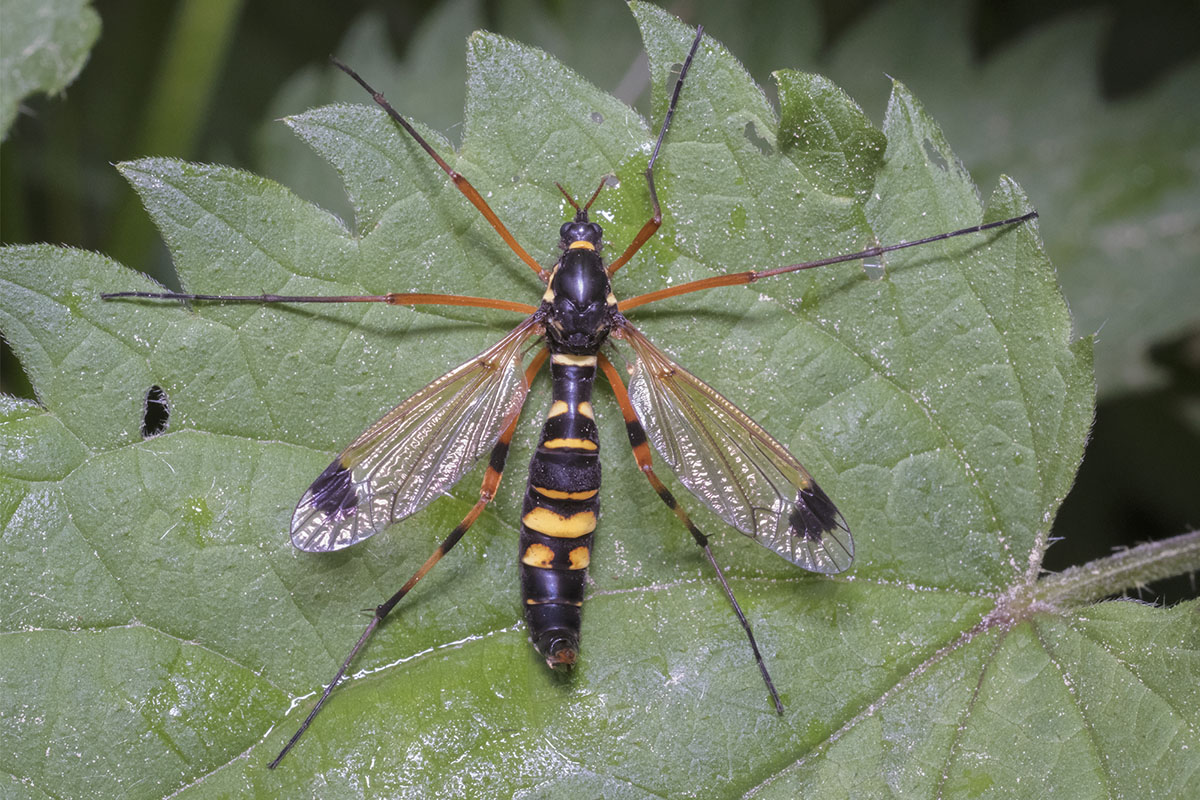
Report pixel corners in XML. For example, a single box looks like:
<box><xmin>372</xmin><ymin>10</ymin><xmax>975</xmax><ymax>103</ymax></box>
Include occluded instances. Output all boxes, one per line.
<box><xmin>620</xmin><ymin>211</ymin><xmax>1039</xmax><ymax>311</ymax></box>
<box><xmin>606</xmin><ymin>26</ymin><xmax>705</xmax><ymax>278</ymax></box>
<box><xmin>269</xmin><ymin>348</ymin><xmax>549</xmax><ymax>768</ymax></box>
<box><xmin>596</xmin><ymin>353</ymin><xmax>783</xmax><ymax>714</ymax></box>
<box><xmin>102</xmin><ymin>290</ymin><xmax>537</xmax><ymax>315</ymax></box>
<box><xmin>331</xmin><ymin>58</ymin><xmax>549</xmax><ymax>282</ymax></box>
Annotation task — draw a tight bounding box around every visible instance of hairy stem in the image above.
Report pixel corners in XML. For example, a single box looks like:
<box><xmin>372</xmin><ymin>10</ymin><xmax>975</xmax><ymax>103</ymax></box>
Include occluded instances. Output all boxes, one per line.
<box><xmin>1036</xmin><ymin>529</ymin><xmax>1200</xmax><ymax>607</ymax></box>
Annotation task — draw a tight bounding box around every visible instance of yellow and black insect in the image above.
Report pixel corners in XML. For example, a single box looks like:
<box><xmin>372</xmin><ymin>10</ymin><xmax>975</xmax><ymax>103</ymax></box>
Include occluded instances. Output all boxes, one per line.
<box><xmin>103</xmin><ymin>25</ymin><xmax>1036</xmax><ymax>766</ymax></box>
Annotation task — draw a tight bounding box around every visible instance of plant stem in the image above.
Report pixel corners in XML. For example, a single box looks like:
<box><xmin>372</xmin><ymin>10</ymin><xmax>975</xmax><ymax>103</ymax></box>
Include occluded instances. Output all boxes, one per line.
<box><xmin>1035</xmin><ymin>529</ymin><xmax>1200</xmax><ymax>608</ymax></box>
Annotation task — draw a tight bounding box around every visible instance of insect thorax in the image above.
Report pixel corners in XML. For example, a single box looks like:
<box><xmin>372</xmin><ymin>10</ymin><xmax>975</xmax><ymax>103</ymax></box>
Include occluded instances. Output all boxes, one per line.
<box><xmin>541</xmin><ymin>221</ymin><xmax>618</xmax><ymax>355</ymax></box>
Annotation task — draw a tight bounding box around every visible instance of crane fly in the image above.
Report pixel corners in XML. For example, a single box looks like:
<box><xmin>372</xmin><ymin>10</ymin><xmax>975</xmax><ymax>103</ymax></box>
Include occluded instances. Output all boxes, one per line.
<box><xmin>102</xmin><ymin>24</ymin><xmax>1038</xmax><ymax>767</ymax></box>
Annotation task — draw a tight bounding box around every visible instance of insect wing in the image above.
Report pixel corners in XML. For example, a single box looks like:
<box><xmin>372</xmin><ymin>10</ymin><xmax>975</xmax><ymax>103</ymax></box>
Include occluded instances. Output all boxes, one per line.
<box><xmin>622</xmin><ymin>324</ymin><xmax>853</xmax><ymax>574</ymax></box>
<box><xmin>291</xmin><ymin>316</ymin><xmax>540</xmax><ymax>552</ymax></box>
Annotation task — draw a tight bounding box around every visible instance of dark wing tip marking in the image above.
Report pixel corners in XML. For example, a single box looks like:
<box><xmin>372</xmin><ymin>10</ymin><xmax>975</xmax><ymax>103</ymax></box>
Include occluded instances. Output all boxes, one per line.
<box><xmin>305</xmin><ymin>459</ymin><xmax>359</xmax><ymax>521</ymax></box>
<box><xmin>789</xmin><ymin>480</ymin><xmax>854</xmax><ymax>573</ymax></box>
<box><xmin>789</xmin><ymin>481</ymin><xmax>840</xmax><ymax>540</ymax></box>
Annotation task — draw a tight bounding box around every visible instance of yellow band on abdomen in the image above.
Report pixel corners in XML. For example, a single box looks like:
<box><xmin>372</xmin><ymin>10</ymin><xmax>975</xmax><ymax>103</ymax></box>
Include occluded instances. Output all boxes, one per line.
<box><xmin>522</xmin><ymin>508</ymin><xmax>597</xmax><ymax>538</ymax></box>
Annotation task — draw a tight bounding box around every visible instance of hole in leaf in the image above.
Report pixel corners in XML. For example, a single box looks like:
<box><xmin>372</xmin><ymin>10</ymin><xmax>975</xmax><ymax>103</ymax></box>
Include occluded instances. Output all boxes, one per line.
<box><xmin>862</xmin><ymin>259</ymin><xmax>887</xmax><ymax>280</ymax></box>
<box><xmin>743</xmin><ymin>121</ymin><xmax>772</xmax><ymax>155</ymax></box>
<box><xmin>141</xmin><ymin>385</ymin><xmax>170</xmax><ymax>438</ymax></box>
<box><xmin>861</xmin><ymin>234</ymin><xmax>888</xmax><ymax>280</ymax></box>
<box><xmin>923</xmin><ymin>138</ymin><xmax>948</xmax><ymax>171</ymax></box>
<box><xmin>664</xmin><ymin>62</ymin><xmax>686</xmax><ymax>96</ymax></box>
<box><xmin>0</xmin><ymin>339</ymin><xmax>35</xmax><ymax>400</ymax></box>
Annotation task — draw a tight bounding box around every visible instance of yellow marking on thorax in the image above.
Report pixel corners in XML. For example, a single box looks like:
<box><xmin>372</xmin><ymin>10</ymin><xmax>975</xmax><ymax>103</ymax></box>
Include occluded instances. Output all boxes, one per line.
<box><xmin>522</xmin><ymin>508</ymin><xmax>597</xmax><ymax>538</ymax></box>
<box><xmin>521</xmin><ymin>542</ymin><xmax>555</xmax><ymax>568</ymax></box>
<box><xmin>547</xmin><ymin>400</ymin><xmax>570</xmax><ymax>417</ymax></box>
<box><xmin>542</xmin><ymin>265</ymin><xmax>559</xmax><ymax>303</ymax></box>
<box><xmin>568</xmin><ymin>240</ymin><xmax>595</xmax><ymax>250</ymax></box>
<box><xmin>606</xmin><ymin>293</ymin><xmax>618</xmax><ymax>306</ymax></box>
<box><xmin>551</xmin><ymin>353</ymin><xmax>597</xmax><ymax>367</ymax></box>
<box><xmin>532</xmin><ymin>486</ymin><xmax>598</xmax><ymax>501</ymax></box>
<box><xmin>542</xmin><ymin>437</ymin><xmax>597</xmax><ymax>451</ymax></box>
<box><xmin>567</xmin><ymin>546</ymin><xmax>590</xmax><ymax>570</ymax></box>
<box><xmin>577</xmin><ymin>401</ymin><xmax>594</xmax><ymax>419</ymax></box>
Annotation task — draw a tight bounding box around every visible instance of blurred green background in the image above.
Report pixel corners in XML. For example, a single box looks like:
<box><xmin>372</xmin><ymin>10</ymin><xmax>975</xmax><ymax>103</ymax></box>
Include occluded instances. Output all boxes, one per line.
<box><xmin>3</xmin><ymin>0</ymin><xmax>1198</xmax><ymax>598</ymax></box>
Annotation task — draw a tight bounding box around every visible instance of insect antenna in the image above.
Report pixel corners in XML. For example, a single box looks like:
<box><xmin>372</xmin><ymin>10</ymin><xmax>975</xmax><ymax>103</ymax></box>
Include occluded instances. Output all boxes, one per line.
<box><xmin>555</xmin><ymin>176</ymin><xmax>612</xmax><ymax>221</ymax></box>
<box><xmin>556</xmin><ymin>182</ymin><xmax>582</xmax><ymax>212</ymax></box>
<box><xmin>581</xmin><ymin>176</ymin><xmax>609</xmax><ymax>213</ymax></box>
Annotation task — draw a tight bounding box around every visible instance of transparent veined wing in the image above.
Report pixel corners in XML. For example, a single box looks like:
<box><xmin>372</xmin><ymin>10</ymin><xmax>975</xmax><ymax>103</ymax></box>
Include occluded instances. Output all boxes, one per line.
<box><xmin>621</xmin><ymin>323</ymin><xmax>853</xmax><ymax>573</ymax></box>
<box><xmin>291</xmin><ymin>316</ymin><xmax>541</xmax><ymax>552</ymax></box>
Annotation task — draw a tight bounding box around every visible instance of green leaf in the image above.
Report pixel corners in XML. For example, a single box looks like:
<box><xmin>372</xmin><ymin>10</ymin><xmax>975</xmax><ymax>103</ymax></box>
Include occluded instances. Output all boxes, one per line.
<box><xmin>2</xmin><ymin>4</ymin><xmax>1196</xmax><ymax>798</ymax></box>
<box><xmin>0</xmin><ymin>0</ymin><xmax>100</xmax><ymax>141</ymax></box>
